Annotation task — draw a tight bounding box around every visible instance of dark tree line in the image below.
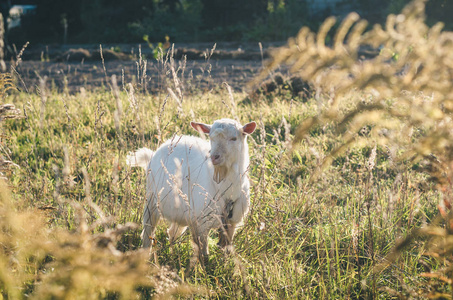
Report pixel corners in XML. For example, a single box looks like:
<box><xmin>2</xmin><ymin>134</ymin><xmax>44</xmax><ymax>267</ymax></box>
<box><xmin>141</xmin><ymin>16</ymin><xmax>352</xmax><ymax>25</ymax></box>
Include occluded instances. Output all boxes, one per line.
<box><xmin>6</xmin><ymin>0</ymin><xmax>453</xmax><ymax>45</ymax></box>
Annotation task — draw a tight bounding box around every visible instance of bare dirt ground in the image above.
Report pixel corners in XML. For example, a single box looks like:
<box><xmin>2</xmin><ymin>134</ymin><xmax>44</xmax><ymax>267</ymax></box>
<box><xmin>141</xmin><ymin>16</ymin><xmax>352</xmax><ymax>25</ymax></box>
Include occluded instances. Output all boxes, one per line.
<box><xmin>10</xmin><ymin>42</ymin><xmax>284</xmax><ymax>94</ymax></box>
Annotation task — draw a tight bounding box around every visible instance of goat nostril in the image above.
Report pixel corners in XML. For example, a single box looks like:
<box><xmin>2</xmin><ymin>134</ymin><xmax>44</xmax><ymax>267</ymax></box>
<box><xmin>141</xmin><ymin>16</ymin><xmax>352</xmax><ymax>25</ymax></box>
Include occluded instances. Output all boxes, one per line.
<box><xmin>213</xmin><ymin>155</ymin><xmax>220</xmax><ymax>160</ymax></box>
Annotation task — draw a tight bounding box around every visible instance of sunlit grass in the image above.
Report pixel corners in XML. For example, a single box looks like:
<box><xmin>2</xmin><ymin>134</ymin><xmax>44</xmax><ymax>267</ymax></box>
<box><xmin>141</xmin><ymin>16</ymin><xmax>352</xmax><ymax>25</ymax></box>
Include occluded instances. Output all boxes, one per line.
<box><xmin>0</xmin><ymin>80</ymin><xmax>440</xmax><ymax>298</ymax></box>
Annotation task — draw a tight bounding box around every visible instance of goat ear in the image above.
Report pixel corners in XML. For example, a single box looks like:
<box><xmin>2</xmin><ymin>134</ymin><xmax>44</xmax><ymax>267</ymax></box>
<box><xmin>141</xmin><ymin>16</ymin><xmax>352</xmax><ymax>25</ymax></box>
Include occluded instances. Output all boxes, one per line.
<box><xmin>241</xmin><ymin>122</ymin><xmax>257</xmax><ymax>135</ymax></box>
<box><xmin>191</xmin><ymin>122</ymin><xmax>211</xmax><ymax>134</ymax></box>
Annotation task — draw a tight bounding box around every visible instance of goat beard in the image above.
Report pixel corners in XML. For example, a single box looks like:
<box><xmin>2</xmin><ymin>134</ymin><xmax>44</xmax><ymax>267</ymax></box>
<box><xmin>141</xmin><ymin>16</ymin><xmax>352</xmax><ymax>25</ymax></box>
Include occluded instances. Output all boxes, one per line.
<box><xmin>213</xmin><ymin>165</ymin><xmax>228</xmax><ymax>184</ymax></box>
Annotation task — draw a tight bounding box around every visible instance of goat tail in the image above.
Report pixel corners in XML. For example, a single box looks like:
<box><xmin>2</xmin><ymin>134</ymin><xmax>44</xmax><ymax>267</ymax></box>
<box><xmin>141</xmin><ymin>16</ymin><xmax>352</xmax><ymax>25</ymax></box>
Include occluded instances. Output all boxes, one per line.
<box><xmin>126</xmin><ymin>148</ymin><xmax>154</xmax><ymax>170</ymax></box>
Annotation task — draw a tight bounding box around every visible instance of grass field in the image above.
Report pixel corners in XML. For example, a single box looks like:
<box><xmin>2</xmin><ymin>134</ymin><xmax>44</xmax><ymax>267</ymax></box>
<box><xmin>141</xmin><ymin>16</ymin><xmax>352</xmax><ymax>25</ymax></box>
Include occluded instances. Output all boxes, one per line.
<box><xmin>0</xmin><ymin>66</ymin><xmax>443</xmax><ymax>299</ymax></box>
<box><xmin>2</xmin><ymin>1</ymin><xmax>453</xmax><ymax>298</ymax></box>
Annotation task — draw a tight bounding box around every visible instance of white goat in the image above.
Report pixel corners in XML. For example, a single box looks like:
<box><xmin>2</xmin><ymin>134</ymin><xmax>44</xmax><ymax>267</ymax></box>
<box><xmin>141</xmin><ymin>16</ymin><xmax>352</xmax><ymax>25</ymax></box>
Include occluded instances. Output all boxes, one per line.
<box><xmin>126</xmin><ymin>119</ymin><xmax>256</xmax><ymax>261</ymax></box>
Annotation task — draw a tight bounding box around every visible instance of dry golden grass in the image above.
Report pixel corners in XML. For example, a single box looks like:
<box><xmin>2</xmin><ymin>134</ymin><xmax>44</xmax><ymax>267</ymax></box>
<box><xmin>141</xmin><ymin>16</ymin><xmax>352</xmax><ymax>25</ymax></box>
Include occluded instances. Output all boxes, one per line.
<box><xmin>259</xmin><ymin>0</ymin><xmax>453</xmax><ymax>297</ymax></box>
<box><xmin>260</xmin><ymin>0</ymin><xmax>453</xmax><ymax>183</ymax></box>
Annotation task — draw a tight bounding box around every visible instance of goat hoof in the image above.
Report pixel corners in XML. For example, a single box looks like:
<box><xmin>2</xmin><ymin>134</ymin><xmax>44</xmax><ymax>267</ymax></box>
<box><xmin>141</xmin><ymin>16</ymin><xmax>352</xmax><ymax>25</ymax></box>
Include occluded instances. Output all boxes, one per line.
<box><xmin>224</xmin><ymin>245</ymin><xmax>234</xmax><ymax>255</ymax></box>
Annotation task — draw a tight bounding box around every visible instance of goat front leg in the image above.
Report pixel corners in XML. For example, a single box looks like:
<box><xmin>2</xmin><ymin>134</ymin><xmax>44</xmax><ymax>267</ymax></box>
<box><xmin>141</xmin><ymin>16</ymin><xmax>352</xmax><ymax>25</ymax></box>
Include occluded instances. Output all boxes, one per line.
<box><xmin>218</xmin><ymin>199</ymin><xmax>232</xmax><ymax>248</ymax></box>
<box><xmin>218</xmin><ymin>221</ymin><xmax>236</xmax><ymax>251</ymax></box>
<box><xmin>190</xmin><ymin>228</ymin><xmax>209</xmax><ymax>267</ymax></box>
<box><xmin>219</xmin><ymin>194</ymin><xmax>249</xmax><ymax>249</ymax></box>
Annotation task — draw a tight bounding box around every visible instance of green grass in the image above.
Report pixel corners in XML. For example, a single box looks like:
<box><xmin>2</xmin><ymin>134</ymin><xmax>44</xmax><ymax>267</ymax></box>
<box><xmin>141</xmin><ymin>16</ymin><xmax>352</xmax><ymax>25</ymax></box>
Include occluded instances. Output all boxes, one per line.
<box><xmin>1</xmin><ymin>77</ymin><xmax>442</xmax><ymax>298</ymax></box>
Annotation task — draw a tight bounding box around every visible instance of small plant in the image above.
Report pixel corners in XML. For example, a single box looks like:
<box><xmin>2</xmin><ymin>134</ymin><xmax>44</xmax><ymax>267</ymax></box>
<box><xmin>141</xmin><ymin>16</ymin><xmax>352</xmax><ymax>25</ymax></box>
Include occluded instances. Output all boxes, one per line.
<box><xmin>143</xmin><ymin>34</ymin><xmax>169</xmax><ymax>60</ymax></box>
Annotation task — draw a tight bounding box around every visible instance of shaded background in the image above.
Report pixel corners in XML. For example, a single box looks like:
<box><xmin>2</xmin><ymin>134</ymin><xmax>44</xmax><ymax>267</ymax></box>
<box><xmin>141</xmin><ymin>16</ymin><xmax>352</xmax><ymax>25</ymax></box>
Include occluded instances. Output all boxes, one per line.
<box><xmin>4</xmin><ymin>0</ymin><xmax>452</xmax><ymax>47</ymax></box>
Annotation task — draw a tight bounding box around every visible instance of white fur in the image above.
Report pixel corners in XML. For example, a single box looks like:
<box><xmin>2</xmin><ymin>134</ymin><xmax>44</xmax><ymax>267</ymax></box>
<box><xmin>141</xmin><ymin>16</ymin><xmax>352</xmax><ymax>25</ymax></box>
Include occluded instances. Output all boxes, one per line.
<box><xmin>125</xmin><ymin>148</ymin><xmax>154</xmax><ymax>169</ymax></box>
<box><xmin>126</xmin><ymin>119</ymin><xmax>256</xmax><ymax>260</ymax></box>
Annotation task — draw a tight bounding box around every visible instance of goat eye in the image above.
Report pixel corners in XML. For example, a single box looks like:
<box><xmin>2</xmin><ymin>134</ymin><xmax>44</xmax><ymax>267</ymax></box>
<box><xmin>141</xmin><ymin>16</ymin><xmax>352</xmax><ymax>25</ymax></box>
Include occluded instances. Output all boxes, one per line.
<box><xmin>230</xmin><ymin>137</ymin><xmax>237</xmax><ymax>141</ymax></box>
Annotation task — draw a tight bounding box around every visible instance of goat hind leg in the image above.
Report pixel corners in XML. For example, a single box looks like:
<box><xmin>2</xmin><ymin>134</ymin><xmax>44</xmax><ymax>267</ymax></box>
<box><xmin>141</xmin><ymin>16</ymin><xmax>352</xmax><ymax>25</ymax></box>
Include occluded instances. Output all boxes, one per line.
<box><xmin>142</xmin><ymin>198</ymin><xmax>160</xmax><ymax>248</ymax></box>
